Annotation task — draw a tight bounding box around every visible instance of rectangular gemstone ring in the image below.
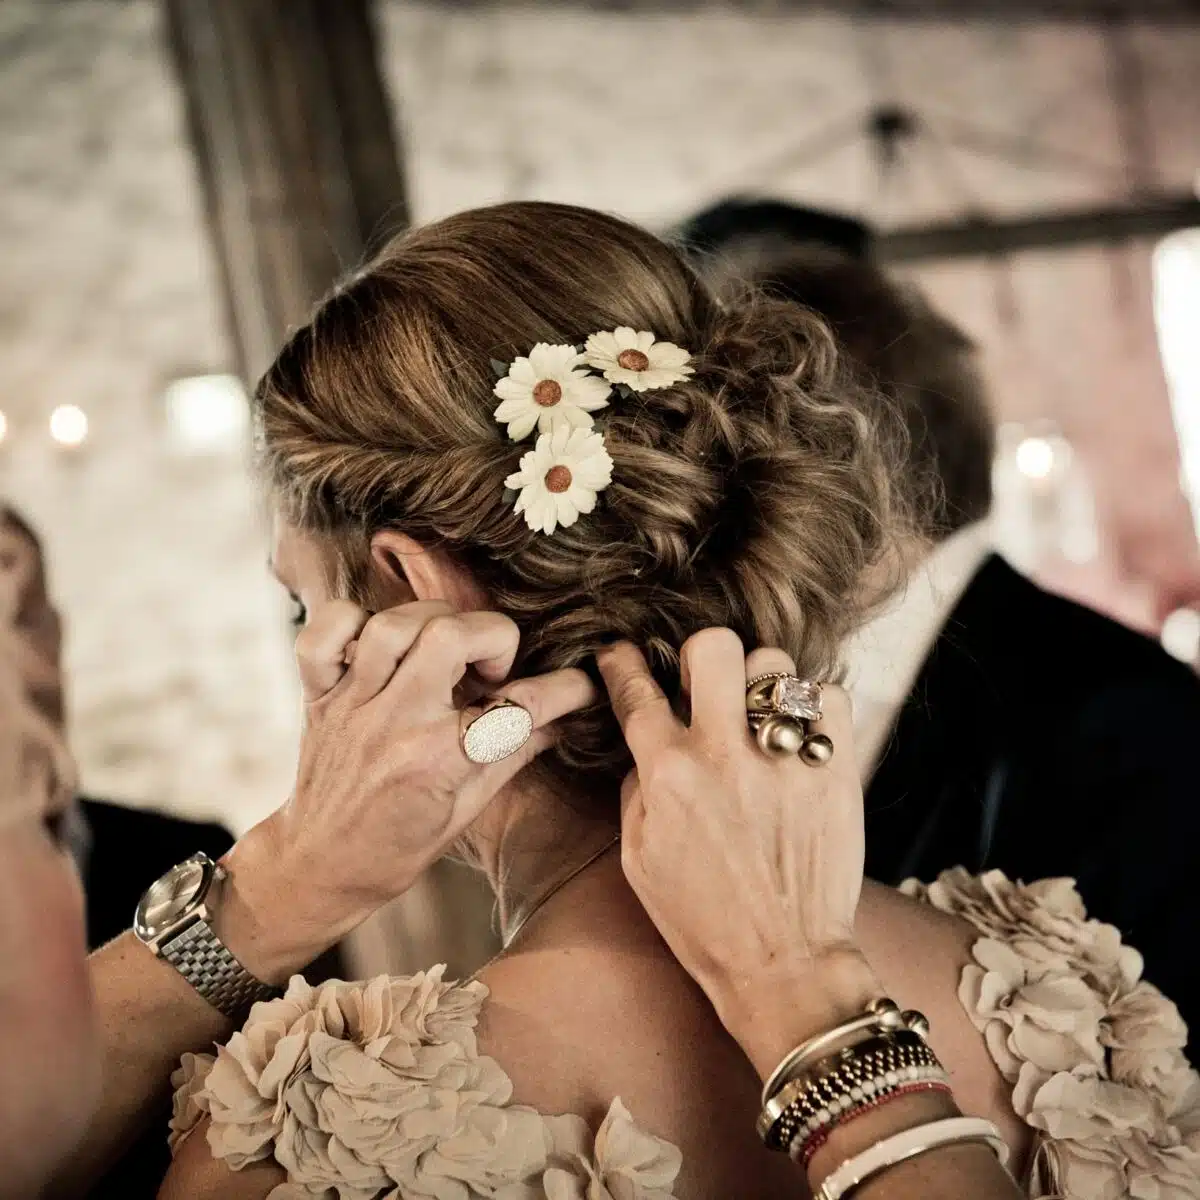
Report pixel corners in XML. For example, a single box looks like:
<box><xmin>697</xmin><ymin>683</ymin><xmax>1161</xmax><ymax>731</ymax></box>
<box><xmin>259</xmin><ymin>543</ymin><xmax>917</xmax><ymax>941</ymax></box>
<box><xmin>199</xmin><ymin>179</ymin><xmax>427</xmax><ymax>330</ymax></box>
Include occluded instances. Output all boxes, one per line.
<box><xmin>745</xmin><ymin>674</ymin><xmax>824</xmax><ymax>722</ymax></box>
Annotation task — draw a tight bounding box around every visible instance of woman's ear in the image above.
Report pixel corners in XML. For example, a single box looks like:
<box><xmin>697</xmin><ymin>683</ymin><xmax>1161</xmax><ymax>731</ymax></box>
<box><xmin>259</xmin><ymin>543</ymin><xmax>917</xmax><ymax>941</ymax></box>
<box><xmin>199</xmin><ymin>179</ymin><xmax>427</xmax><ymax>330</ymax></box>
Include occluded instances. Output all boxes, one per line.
<box><xmin>369</xmin><ymin>530</ymin><xmax>488</xmax><ymax>612</ymax></box>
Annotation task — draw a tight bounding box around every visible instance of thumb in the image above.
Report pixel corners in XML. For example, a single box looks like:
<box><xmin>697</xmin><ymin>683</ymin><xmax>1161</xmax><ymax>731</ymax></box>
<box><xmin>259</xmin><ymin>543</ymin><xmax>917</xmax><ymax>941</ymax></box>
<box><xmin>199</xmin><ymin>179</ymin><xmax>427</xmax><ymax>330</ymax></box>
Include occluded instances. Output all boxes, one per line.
<box><xmin>295</xmin><ymin>600</ymin><xmax>370</xmax><ymax>702</ymax></box>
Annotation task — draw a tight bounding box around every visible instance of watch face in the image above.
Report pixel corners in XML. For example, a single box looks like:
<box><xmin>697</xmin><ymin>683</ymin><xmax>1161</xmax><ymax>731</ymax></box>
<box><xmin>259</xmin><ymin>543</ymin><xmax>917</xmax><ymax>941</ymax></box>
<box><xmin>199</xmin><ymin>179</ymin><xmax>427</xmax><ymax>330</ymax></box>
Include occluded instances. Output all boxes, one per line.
<box><xmin>134</xmin><ymin>857</ymin><xmax>209</xmax><ymax>940</ymax></box>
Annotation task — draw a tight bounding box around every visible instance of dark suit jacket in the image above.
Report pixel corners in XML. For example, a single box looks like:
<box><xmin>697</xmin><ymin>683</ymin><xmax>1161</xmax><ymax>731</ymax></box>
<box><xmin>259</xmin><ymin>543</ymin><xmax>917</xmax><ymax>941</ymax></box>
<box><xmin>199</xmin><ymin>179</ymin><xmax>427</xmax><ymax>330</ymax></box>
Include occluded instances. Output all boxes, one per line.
<box><xmin>865</xmin><ymin>555</ymin><xmax>1200</xmax><ymax>1057</ymax></box>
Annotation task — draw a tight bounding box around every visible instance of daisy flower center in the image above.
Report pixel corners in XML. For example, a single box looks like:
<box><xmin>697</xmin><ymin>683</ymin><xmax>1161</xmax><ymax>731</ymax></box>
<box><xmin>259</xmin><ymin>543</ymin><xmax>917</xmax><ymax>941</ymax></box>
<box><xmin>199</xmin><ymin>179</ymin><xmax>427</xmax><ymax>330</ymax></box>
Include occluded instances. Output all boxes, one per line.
<box><xmin>544</xmin><ymin>465</ymin><xmax>573</xmax><ymax>494</ymax></box>
<box><xmin>617</xmin><ymin>349</ymin><xmax>650</xmax><ymax>372</ymax></box>
<box><xmin>532</xmin><ymin>380</ymin><xmax>563</xmax><ymax>407</ymax></box>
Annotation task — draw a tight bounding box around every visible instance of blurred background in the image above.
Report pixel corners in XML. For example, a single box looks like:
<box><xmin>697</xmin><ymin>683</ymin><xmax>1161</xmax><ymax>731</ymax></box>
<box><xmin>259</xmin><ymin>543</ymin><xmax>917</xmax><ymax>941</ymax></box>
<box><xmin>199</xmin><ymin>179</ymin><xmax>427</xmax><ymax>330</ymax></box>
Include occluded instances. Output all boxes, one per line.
<box><xmin>2</xmin><ymin>0</ymin><xmax>1198</xmax><ymax>842</ymax></box>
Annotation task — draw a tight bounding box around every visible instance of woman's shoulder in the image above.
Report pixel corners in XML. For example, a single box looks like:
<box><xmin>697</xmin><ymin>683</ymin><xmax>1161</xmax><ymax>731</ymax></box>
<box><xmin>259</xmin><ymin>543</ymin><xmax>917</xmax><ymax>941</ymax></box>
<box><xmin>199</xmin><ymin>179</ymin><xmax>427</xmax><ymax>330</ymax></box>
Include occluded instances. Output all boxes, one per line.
<box><xmin>903</xmin><ymin>868</ymin><xmax>1200</xmax><ymax>1199</ymax></box>
<box><xmin>167</xmin><ymin>965</ymin><xmax>682</xmax><ymax>1200</ymax></box>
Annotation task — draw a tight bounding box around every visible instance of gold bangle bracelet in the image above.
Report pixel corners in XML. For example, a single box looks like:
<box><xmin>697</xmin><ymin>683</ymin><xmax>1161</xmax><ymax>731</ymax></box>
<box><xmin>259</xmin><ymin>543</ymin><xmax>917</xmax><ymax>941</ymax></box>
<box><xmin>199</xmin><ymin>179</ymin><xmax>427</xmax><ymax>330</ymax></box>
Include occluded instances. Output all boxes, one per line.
<box><xmin>760</xmin><ymin>999</ymin><xmax>909</xmax><ymax>1108</ymax></box>
<box><xmin>759</xmin><ymin>1034</ymin><xmax>942</xmax><ymax>1147</ymax></box>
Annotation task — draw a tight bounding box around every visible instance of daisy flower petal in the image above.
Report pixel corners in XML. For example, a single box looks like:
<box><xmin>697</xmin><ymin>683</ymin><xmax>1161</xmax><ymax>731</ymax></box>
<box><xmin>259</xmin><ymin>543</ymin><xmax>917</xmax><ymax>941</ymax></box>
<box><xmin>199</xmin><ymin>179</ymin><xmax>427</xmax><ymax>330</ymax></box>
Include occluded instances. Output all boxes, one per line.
<box><xmin>583</xmin><ymin>328</ymin><xmax>693</xmax><ymax>393</ymax></box>
<box><xmin>491</xmin><ymin>343</ymin><xmax>611</xmax><ymax>440</ymax></box>
<box><xmin>507</xmin><ymin>428</ymin><xmax>614</xmax><ymax>535</ymax></box>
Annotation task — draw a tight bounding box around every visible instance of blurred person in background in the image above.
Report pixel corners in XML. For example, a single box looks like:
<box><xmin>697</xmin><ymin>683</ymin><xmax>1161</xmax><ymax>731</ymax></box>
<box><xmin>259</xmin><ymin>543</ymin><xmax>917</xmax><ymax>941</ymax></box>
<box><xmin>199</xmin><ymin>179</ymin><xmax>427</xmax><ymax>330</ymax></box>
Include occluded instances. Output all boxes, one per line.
<box><xmin>0</xmin><ymin>506</ymin><xmax>233</xmax><ymax>951</ymax></box>
<box><xmin>2</xmin><ymin>505</ymin><xmax>236</xmax><ymax>1195</ymax></box>
<box><xmin>1</xmin><ymin>523</ymin><xmax>99</xmax><ymax>1199</ymax></box>
<box><xmin>681</xmin><ymin>197</ymin><xmax>1200</xmax><ymax>1052</ymax></box>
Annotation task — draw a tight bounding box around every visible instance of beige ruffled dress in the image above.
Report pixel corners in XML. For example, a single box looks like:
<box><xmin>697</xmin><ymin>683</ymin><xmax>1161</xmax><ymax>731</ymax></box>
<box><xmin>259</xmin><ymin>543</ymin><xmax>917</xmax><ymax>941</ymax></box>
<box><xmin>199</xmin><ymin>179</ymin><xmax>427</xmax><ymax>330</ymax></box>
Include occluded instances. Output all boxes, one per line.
<box><xmin>169</xmin><ymin>870</ymin><xmax>1200</xmax><ymax>1200</ymax></box>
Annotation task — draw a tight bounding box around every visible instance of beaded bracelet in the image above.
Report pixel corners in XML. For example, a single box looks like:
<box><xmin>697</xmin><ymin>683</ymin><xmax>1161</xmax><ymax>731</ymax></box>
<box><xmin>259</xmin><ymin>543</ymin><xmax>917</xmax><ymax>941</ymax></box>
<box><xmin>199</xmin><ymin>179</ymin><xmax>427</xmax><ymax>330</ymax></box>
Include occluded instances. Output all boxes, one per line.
<box><xmin>759</xmin><ymin>998</ymin><xmax>925</xmax><ymax>1108</ymax></box>
<box><xmin>793</xmin><ymin>1079</ymin><xmax>954</xmax><ymax>1168</ymax></box>
<box><xmin>761</xmin><ymin>1030</ymin><xmax>936</xmax><ymax>1134</ymax></box>
<box><xmin>760</xmin><ymin>1033</ymin><xmax>942</xmax><ymax>1149</ymax></box>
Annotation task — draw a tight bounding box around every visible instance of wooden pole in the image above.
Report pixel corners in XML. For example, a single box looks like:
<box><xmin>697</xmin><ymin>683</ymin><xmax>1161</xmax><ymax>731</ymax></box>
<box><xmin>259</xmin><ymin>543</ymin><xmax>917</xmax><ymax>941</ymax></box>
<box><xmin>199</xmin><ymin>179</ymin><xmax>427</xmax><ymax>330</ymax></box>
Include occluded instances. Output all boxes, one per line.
<box><xmin>163</xmin><ymin>0</ymin><xmax>409</xmax><ymax>382</ymax></box>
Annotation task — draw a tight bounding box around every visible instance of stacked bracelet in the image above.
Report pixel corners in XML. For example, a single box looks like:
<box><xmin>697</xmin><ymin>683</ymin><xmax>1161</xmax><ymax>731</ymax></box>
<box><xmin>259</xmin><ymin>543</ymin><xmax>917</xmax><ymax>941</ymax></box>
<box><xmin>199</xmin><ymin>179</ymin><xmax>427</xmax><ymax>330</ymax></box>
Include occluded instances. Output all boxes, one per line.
<box><xmin>760</xmin><ymin>1031</ymin><xmax>945</xmax><ymax>1151</ymax></box>
<box><xmin>793</xmin><ymin>1079</ymin><xmax>953</xmax><ymax>1168</ymax></box>
<box><xmin>756</xmin><ymin>998</ymin><xmax>1008</xmax><ymax>1196</ymax></box>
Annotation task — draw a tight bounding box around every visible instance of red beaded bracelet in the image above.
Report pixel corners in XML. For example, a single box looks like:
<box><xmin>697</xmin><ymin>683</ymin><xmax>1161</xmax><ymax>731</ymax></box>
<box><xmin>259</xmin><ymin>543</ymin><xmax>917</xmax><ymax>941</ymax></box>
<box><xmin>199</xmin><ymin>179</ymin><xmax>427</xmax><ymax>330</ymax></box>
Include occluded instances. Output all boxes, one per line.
<box><xmin>793</xmin><ymin>1080</ymin><xmax>954</xmax><ymax>1168</ymax></box>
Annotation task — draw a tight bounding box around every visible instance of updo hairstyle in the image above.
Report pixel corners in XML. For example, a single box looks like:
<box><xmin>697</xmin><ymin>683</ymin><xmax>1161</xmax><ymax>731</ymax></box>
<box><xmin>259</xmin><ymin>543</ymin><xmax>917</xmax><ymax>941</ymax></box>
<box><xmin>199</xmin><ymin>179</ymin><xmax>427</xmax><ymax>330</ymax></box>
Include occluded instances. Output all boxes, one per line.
<box><xmin>257</xmin><ymin>202</ymin><xmax>917</xmax><ymax>804</ymax></box>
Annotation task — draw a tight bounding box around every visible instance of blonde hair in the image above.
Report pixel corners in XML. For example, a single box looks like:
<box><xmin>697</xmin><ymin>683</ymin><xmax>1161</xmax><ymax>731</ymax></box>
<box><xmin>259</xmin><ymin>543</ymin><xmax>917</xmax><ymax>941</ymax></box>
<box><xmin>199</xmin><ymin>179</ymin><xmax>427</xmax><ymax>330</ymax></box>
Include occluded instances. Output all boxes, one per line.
<box><xmin>257</xmin><ymin>202</ymin><xmax>916</xmax><ymax>804</ymax></box>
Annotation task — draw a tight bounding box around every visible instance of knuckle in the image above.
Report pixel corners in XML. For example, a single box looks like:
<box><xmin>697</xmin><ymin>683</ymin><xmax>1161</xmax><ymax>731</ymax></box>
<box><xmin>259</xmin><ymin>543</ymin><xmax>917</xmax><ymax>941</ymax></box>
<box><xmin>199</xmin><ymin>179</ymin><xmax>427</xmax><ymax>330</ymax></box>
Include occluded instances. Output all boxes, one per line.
<box><xmin>361</xmin><ymin>608</ymin><xmax>409</xmax><ymax>641</ymax></box>
<box><xmin>416</xmin><ymin>614</ymin><xmax>462</xmax><ymax>653</ymax></box>
<box><xmin>645</xmin><ymin>744</ymin><xmax>694</xmax><ymax>791</ymax></box>
<box><xmin>611</xmin><ymin>673</ymin><xmax>661</xmax><ymax>718</ymax></box>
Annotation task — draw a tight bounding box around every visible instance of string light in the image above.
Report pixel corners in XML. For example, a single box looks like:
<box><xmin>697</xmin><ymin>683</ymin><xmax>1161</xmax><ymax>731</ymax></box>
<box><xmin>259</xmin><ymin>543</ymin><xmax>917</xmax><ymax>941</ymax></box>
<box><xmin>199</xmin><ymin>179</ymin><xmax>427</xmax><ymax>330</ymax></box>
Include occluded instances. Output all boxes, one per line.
<box><xmin>1161</xmin><ymin>607</ymin><xmax>1200</xmax><ymax>666</ymax></box>
<box><xmin>163</xmin><ymin>374</ymin><xmax>248</xmax><ymax>452</ymax></box>
<box><xmin>1014</xmin><ymin>436</ymin><xmax>1056</xmax><ymax>480</ymax></box>
<box><xmin>49</xmin><ymin>405</ymin><xmax>89</xmax><ymax>447</ymax></box>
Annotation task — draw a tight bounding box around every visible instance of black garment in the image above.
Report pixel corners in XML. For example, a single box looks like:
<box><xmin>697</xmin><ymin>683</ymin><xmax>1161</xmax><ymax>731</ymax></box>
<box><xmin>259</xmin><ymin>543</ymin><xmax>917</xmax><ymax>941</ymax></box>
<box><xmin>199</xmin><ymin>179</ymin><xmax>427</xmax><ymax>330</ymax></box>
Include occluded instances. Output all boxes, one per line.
<box><xmin>865</xmin><ymin>555</ymin><xmax>1200</xmax><ymax>1057</ymax></box>
<box><xmin>79</xmin><ymin>799</ymin><xmax>233</xmax><ymax>1199</ymax></box>
<box><xmin>79</xmin><ymin>800</ymin><xmax>346</xmax><ymax>1197</ymax></box>
<box><xmin>80</xmin><ymin>797</ymin><xmax>233</xmax><ymax>952</ymax></box>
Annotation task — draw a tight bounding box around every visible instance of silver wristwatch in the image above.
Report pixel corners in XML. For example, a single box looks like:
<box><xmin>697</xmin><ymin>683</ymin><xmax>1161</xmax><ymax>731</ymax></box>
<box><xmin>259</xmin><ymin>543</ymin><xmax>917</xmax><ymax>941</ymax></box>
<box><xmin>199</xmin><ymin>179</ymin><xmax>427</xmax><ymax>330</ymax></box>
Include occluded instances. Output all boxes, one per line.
<box><xmin>133</xmin><ymin>852</ymin><xmax>281</xmax><ymax>1019</ymax></box>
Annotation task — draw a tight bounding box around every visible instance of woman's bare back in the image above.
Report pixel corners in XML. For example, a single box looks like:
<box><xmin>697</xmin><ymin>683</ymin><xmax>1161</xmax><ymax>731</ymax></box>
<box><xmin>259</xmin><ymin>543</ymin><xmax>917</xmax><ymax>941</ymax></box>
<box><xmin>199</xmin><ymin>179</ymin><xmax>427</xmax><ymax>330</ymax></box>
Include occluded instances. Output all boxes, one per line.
<box><xmin>473</xmin><ymin>857</ymin><xmax>1028</xmax><ymax>1199</ymax></box>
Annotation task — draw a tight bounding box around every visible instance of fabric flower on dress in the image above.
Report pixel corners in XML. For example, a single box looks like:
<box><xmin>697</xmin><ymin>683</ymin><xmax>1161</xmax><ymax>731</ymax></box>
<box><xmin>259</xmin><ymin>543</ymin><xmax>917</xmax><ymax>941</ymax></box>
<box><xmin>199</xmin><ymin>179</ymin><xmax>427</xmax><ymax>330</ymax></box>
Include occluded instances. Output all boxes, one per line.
<box><xmin>493</xmin><ymin>344</ymin><xmax>612</xmax><ymax>440</ymax></box>
<box><xmin>169</xmin><ymin>969</ymin><xmax>680</xmax><ymax>1200</ymax></box>
<box><xmin>583</xmin><ymin>328</ymin><xmax>693</xmax><ymax>393</ymax></box>
<box><xmin>168</xmin><ymin>1051</ymin><xmax>215</xmax><ymax>1153</ymax></box>
<box><xmin>903</xmin><ymin>868</ymin><xmax>1142</xmax><ymax>997</ymax></box>
<box><xmin>957</xmin><ymin>936</ymin><xmax>1108</xmax><ymax>1083</ymax></box>
<box><xmin>909</xmin><ymin>868</ymin><xmax>1200</xmax><ymax>1200</ymax></box>
<box><xmin>1103</xmin><ymin>982</ymin><xmax>1192</xmax><ymax>1098</ymax></box>
<box><xmin>539</xmin><ymin>1099</ymin><xmax>682</xmax><ymax>1200</ymax></box>
<box><xmin>506</xmin><ymin>427</ymin><xmax>614</xmax><ymax>535</ymax></box>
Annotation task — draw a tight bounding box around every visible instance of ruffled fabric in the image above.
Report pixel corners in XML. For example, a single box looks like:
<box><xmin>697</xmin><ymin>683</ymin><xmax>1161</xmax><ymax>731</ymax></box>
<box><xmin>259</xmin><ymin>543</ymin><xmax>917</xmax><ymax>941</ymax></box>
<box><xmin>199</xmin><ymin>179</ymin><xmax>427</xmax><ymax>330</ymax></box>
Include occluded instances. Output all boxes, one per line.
<box><xmin>904</xmin><ymin>869</ymin><xmax>1200</xmax><ymax>1199</ymax></box>
<box><xmin>169</xmin><ymin>966</ymin><xmax>680</xmax><ymax>1200</ymax></box>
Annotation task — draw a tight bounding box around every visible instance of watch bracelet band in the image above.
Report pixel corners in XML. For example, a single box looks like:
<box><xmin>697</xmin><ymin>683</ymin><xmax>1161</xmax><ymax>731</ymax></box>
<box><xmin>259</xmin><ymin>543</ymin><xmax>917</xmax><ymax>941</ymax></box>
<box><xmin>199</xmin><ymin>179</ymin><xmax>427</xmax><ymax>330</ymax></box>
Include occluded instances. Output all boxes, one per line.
<box><xmin>160</xmin><ymin>918</ymin><xmax>282</xmax><ymax>1020</ymax></box>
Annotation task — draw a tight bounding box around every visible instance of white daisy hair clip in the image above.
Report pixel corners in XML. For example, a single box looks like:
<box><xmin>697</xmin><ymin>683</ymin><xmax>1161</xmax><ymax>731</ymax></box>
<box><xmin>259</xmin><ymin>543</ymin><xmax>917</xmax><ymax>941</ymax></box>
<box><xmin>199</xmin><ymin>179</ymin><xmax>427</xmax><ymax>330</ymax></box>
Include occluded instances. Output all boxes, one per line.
<box><xmin>583</xmin><ymin>326</ymin><xmax>694</xmax><ymax>393</ymax></box>
<box><xmin>492</xmin><ymin>327</ymin><xmax>692</xmax><ymax>535</ymax></box>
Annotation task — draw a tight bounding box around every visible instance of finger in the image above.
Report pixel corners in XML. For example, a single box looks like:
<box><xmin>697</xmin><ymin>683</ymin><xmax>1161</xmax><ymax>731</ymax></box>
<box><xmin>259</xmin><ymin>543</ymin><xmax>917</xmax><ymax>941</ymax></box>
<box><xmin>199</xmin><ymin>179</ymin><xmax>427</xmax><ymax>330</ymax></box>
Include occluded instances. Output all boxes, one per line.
<box><xmin>465</xmin><ymin>667</ymin><xmax>598</xmax><ymax>785</ymax></box>
<box><xmin>596</xmin><ymin>642</ymin><xmax>680</xmax><ymax>764</ymax></box>
<box><xmin>392</xmin><ymin>611</ymin><xmax>522</xmax><ymax>704</ymax></box>
<box><xmin>337</xmin><ymin>601</ymin><xmax>458</xmax><ymax>705</ymax></box>
<box><xmin>679</xmin><ymin>627</ymin><xmax>747</xmax><ymax>737</ymax></box>
<box><xmin>492</xmin><ymin>666</ymin><xmax>598</xmax><ymax>731</ymax></box>
<box><xmin>296</xmin><ymin>601</ymin><xmax>371</xmax><ymax>702</ymax></box>
<box><xmin>744</xmin><ymin>646</ymin><xmax>798</xmax><ymax>682</ymax></box>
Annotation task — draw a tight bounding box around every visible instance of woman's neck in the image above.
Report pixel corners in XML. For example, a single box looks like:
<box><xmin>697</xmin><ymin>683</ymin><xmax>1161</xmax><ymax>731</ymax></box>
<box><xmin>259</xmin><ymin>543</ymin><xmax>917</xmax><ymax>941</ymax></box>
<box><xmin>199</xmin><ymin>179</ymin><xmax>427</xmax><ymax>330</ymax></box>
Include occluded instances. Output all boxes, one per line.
<box><xmin>472</xmin><ymin>777</ymin><xmax>622</xmax><ymax>946</ymax></box>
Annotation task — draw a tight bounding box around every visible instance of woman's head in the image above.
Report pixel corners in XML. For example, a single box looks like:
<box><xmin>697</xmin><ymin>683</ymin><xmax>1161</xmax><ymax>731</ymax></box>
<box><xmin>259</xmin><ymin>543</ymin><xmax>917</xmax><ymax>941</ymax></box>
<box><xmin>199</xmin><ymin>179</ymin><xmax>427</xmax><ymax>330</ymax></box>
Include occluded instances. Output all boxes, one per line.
<box><xmin>261</xmin><ymin>202</ymin><xmax>914</xmax><ymax>805</ymax></box>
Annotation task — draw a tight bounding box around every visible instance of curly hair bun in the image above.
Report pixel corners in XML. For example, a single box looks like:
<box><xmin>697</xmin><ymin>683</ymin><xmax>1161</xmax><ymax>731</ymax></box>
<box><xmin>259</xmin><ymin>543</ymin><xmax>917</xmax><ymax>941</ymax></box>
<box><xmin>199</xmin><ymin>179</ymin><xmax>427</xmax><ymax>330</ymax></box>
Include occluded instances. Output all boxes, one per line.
<box><xmin>257</xmin><ymin>202</ymin><xmax>916</xmax><ymax>800</ymax></box>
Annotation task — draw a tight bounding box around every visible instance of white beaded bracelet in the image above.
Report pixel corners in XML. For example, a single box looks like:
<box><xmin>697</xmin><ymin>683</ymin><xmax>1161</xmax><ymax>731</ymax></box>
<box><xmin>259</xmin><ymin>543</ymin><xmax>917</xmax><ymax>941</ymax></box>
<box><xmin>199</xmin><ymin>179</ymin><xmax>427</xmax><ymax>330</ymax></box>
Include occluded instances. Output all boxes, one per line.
<box><xmin>813</xmin><ymin>1116</ymin><xmax>1010</xmax><ymax>1200</ymax></box>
